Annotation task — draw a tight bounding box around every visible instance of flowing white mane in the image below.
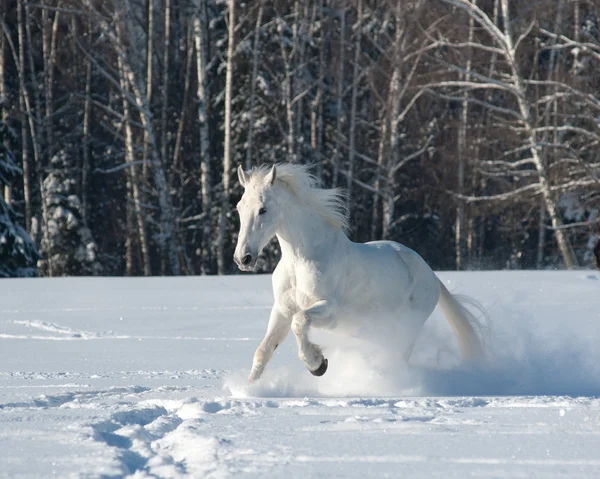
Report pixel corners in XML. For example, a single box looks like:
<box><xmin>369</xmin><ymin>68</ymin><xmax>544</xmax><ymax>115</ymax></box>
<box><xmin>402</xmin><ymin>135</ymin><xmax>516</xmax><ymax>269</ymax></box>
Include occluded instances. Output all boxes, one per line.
<box><xmin>246</xmin><ymin>163</ymin><xmax>349</xmax><ymax>231</ymax></box>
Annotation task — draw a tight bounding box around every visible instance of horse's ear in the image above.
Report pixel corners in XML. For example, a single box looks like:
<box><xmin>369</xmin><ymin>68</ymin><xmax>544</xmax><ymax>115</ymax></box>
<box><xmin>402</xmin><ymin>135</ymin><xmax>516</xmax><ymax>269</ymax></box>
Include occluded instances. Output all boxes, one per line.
<box><xmin>265</xmin><ymin>164</ymin><xmax>276</xmax><ymax>186</ymax></box>
<box><xmin>237</xmin><ymin>165</ymin><xmax>248</xmax><ymax>187</ymax></box>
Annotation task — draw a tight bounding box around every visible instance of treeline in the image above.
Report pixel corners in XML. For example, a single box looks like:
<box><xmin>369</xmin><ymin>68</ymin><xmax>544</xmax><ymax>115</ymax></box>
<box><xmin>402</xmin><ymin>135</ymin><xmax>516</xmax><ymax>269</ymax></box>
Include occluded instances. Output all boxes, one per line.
<box><xmin>0</xmin><ymin>0</ymin><xmax>599</xmax><ymax>277</ymax></box>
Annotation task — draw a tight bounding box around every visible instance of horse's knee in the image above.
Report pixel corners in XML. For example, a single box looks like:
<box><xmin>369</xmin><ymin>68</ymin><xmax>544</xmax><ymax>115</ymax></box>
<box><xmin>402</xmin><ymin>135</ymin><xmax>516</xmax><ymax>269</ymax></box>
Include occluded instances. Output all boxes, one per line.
<box><xmin>291</xmin><ymin>314</ymin><xmax>305</xmax><ymax>337</ymax></box>
<box><xmin>253</xmin><ymin>347</ymin><xmax>266</xmax><ymax>365</ymax></box>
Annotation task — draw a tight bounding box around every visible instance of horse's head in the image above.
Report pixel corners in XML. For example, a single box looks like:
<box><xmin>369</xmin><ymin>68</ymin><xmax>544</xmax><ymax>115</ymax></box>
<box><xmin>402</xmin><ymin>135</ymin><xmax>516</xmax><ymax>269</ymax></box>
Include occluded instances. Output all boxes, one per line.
<box><xmin>234</xmin><ymin>164</ymin><xmax>280</xmax><ymax>271</ymax></box>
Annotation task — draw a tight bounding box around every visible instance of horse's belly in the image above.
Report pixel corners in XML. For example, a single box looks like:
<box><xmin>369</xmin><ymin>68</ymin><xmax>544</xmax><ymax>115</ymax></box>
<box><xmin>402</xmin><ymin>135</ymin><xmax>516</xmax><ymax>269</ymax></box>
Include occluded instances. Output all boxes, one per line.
<box><xmin>346</xmin><ymin>243</ymin><xmax>439</xmax><ymax>313</ymax></box>
<box><xmin>335</xmin><ymin>241</ymin><xmax>440</xmax><ymax>347</ymax></box>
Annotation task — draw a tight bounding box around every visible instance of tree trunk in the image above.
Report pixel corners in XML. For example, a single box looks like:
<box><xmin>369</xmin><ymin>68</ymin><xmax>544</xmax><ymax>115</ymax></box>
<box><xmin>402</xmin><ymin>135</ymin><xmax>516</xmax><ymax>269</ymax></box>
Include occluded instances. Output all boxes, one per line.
<box><xmin>245</xmin><ymin>0</ymin><xmax>264</xmax><ymax>170</ymax></box>
<box><xmin>382</xmin><ymin>14</ymin><xmax>404</xmax><ymax>239</ymax></box>
<box><xmin>193</xmin><ymin>0</ymin><xmax>212</xmax><ymax>274</ymax></box>
<box><xmin>42</xmin><ymin>3</ymin><xmax>60</xmax><ymax>162</ymax></box>
<box><xmin>372</xmin><ymin>108</ymin><xmax>388</xmax><ymax>240</ymax></box>
<box><xmin>332</xmin><ymin>6</ymin><xmax>346</xmax><ymax>187</ymax></box>
<box><xmin>160</xmin><ymin>0</ymin><xmax>171</xmax><ymax>169</ymax></box>
<box><xmin>24</xmin><ymin>2</ymin><xmax>43</xmax><ymax>166</ymax></box>
<box><xmin>17</xmin><ymin>0</ymin><xmax>32</xmax><ymax>232</ymax></box>
<box><xmin>498</xmin><ymin>0</ymin><xmax>578</xmax><ymax>269</ymax></box>
<box><xmin>1</xmin><ymin>1</ymin><xmax>10</xmax><ymax>204</ymax></box>
<box><xmin>311</xmin><ymin>0</ymin><xmax>325</xmax><ymax>179</ymax></box>
<box><xmin>573</xmin><ymin>0</ymin><xmax>579</xmax><ymax>41</ymax></box>
<box><xmin>125</xmin><ymin>178</ymin><xmax>135</xmax><ymax>275</ymax></box>
<box><xmin>455</xmin><ymin>3</ymin><xmax>474</xmax><ymax>270</ymax></box>
<box><xmin>218</xmin><ymin>0</ymin><xmax>235</xmax><ymax>275</ymax></box>
<box><xmin>82</xmin><ymin>21</ymin><xmax>92</xmax><ymax>224</ymax></box>
<box><xmin>292</xmin><ymin>0</ymin><xmax>308</xmax><ymax>163</ymax></box>
<box><xmin>143</xmin><ymin>0</ymin><xmax>155</xmax><ymax>184</ymax></box>
<box><xmin>24</xmin><ymin>1</ymin><xmax>49</xmax><ymax>255</ymax></box>
<box><xmin>536</xmin><ymin>3</ymin><xmax>563</xmax><ymax>269</ymax></box>
<box><xmin>280</xmin><ymin>28</ymin><xmax>295</xmax><ymax>162</ymax></box>
<box><xmin>346</xmin><ymin>0</ymin><xmax>361</xmax><ymax>220</ymax></box>
<box><xmin>118</xmin><ymin>57</ymin><xmax>152</xmax><ymax>276</ymax></box>
<box><xmin>173</xmin><ymin>25</ymin><xmax>193</xmax><ymax>176</ymax></box>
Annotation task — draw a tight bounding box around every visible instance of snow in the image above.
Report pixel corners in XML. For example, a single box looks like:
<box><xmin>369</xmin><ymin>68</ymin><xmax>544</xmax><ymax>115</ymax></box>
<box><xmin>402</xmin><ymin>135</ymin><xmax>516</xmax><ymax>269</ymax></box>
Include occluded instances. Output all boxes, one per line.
<box><xmin>1</xmin><ymin>271</ymin><xmax>600</xmax><ymax>478</ymax></box>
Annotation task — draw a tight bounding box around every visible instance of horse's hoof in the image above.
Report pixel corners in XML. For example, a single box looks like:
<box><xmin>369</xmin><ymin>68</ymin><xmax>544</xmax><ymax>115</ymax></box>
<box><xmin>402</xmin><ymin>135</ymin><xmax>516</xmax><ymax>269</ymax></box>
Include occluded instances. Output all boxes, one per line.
<box><xmin>310</xmin><ymin>358</ymin><xmax>328</xmax><ymax>377</ymax></box>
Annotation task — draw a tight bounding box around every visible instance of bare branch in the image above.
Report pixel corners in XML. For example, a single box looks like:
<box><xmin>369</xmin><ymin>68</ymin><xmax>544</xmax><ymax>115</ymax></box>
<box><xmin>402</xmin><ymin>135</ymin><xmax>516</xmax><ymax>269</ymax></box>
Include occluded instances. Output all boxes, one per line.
<box><xmin>452</xmin><ymin>183</ymin><xmax>542</xmax><ymax>203</ymax></box>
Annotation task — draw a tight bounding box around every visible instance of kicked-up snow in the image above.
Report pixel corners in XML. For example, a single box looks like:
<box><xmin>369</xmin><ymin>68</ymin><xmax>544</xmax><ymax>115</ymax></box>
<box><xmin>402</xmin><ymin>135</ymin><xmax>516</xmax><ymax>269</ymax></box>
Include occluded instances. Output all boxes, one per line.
<box><xmin>1</xmin><ymin>271</ymin><xmax>600</xmax><ymax>478</ymax></box>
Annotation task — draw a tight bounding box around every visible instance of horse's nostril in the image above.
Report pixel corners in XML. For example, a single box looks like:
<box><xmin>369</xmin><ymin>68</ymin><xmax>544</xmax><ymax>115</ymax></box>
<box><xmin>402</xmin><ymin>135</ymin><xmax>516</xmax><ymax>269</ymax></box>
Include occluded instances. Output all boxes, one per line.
<box><xmin>241</xmin><ymin>254</ymin><xmax>252</xmax><ymax>266</ymax></box>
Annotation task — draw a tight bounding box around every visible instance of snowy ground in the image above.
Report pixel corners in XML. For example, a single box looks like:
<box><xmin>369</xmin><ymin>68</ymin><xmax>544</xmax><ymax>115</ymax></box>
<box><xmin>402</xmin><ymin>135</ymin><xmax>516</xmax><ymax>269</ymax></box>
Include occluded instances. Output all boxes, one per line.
<box><xmin>1</xmin><ymin>271</ymin><xmax>600</xmax><ymax>478</ymax></box>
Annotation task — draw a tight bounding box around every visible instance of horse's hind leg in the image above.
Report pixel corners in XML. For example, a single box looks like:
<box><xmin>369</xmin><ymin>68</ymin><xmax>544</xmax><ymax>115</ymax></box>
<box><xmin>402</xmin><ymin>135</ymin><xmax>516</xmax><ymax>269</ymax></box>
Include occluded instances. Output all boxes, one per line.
<box><xmin>291</xmin><ymin>299</ymin><xmax>335</xmax><ymax>376</ymax></box>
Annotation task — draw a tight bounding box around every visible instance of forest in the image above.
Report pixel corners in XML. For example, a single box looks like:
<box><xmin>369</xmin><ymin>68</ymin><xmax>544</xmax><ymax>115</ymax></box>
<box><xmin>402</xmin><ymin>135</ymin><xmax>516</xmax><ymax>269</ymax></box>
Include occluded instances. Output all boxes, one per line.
<box><xmin>0</xmin><ymin>0</ymin><xmax>599</xmax><ymax>277</ymax></box>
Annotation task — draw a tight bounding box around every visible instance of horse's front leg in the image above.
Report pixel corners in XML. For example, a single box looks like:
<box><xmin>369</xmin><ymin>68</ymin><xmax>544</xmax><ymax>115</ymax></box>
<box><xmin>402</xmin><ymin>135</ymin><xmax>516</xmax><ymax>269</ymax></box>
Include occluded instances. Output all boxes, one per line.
<box><xmin>291</xmin><ymin>299</ymin><xmax>336</xmax><ymax>376</ymax></box>
<box><xmin>248</xmin><ymin>306</ymin><xmax>291</xmax><ymax>383</ymax></box>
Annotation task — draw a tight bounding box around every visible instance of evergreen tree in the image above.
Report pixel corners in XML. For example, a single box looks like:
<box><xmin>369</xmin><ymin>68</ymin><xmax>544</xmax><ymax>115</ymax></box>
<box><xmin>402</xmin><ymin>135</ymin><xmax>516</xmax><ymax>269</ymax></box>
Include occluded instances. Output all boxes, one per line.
<box><xmin>0</xmin><ymin>122</ymin><xmax>38</xmax><ymax>277</ymax></box>
<box><xmin>39</xmin><ymin>151</ymin><xmax>103</xmax><ymax>276</ymax></box>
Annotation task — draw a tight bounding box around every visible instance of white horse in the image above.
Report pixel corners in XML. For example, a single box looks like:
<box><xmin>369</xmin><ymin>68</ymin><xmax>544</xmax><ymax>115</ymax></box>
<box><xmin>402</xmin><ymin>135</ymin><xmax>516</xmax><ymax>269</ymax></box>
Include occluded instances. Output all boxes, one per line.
<box><xmin>234</xmin><ymin>163</ymin><xmax>484</xmax><ymax>382</ymax></box>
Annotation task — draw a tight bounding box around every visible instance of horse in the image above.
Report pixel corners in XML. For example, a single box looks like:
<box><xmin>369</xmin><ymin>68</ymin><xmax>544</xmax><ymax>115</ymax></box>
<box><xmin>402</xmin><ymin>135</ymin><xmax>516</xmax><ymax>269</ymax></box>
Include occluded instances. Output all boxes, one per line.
<box><xmin>234</xmin><ymin>163</ymin><xmax>485</xmax><ymax>383</ymax></box>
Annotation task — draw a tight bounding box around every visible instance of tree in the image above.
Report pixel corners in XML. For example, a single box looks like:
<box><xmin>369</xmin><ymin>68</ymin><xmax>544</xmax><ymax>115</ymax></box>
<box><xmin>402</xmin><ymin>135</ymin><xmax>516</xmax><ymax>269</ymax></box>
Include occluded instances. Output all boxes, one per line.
<box><xmin>430</xmin><ymin>0</ymin><xmax>598</xmax><ymax>268</ymax></box>
<box><xmin>218</xmin><ymin>0</ymin><xmax>235</xmax><ymax>275</ymax></box>
<box><xmin>0</xmin><ymin>122</ymin><xmax>38</xmax><ymax>277</ymax></box>
<box><xmin>38</xmin><ymin>150</ymin><xmax>102</xmax><ymax>276</ymax></box>
<box><xmin>1</xmin><ymin>0</ymin><xmax>597</xmax><ymax>275</ymax></box>
<box><xmin>193</xmin><ymin>0</ymin><xmax>214</xmax><ymax>274</ymax></box>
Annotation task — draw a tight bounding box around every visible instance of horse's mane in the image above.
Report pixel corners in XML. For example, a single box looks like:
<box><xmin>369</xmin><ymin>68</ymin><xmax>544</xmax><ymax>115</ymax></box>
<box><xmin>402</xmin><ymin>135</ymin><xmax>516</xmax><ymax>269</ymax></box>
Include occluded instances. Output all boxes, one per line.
<box><xmin>246</xmin><ymin>163</ymin><xmax>349</xmax><ymax>231</ymax></box>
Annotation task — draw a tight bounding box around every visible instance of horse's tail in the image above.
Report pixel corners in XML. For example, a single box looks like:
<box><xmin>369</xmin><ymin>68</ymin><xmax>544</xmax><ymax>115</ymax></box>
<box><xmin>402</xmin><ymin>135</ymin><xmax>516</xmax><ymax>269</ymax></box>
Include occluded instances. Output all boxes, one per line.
<box><xmin>436</xmin><ymin>279</ymin><xmax>485</xmax><ymax>361</ymax></box>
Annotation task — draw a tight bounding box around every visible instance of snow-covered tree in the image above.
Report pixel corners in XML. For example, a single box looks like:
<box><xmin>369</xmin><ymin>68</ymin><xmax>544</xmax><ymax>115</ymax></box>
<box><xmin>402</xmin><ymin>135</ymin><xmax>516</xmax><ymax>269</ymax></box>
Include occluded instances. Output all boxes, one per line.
<box><xmin>38</xmin><ymin>151</ymin><xmax>102</xmax><ymax>276</ymax></box>
<box><xmin>0</xmin><ymin>122</ymin><xmax>38</xmax><ymax>277</ymax></box>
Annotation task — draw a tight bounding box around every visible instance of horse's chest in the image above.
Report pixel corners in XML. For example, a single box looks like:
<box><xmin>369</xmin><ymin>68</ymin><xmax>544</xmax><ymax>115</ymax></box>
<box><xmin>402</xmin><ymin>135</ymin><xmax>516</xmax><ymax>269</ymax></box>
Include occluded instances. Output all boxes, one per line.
<box><xmin>277</xmin><ymin>284</ymin><xmax>316</xmax><ymax>316</ymax></box>
<box><xmin>275</xmin><ymin>260</ymin><xmax>330</xmax><ymax>314</ymax></box>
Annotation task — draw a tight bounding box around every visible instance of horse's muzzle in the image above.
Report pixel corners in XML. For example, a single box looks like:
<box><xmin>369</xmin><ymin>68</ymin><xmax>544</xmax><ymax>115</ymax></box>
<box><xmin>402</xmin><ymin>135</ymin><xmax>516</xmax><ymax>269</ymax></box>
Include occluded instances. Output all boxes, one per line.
<box><xmin>234</xmin><ymin>252</ymin><xmax>257</xmax><ymax>271</ymax></box>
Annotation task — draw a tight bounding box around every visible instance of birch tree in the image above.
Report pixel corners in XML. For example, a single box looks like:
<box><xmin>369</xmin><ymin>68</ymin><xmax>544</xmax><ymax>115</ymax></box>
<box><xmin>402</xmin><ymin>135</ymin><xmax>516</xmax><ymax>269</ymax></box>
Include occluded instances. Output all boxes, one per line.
<box><xmin>345</xmin><ymin>0</ymin><xmax>362</xmax><ymax>217</ymax></box>
<box><xmin>86</xmin><ymin>0</ymin><xmax>181</xmax><ymax>274</ymax></box>
<box><xmin>435</xmin><ymin>0</ymin><xmax>594</xmax><ymax>268</ymax></box>
<box><xmin>193</xmin><ymin>0</ymin><xmax>213</xmax><ymax>274</ymax></box>
<box><xmin>245</xmin><ymin>0</ymin><xmax>265</xmax><ymax>171</ymax></box>
<box><xmin>218</xmin><ymin>0</ymin><xmax>235</xmax><ymax>275</ymax></box>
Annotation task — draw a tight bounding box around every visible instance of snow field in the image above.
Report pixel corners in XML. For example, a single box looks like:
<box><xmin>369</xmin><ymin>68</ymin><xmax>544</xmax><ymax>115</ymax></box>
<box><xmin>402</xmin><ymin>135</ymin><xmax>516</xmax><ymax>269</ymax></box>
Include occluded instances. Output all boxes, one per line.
<box><xmin>1</xmin><ymin>271</ymin><xmax>600</xmax><ymax>478</ymax></box>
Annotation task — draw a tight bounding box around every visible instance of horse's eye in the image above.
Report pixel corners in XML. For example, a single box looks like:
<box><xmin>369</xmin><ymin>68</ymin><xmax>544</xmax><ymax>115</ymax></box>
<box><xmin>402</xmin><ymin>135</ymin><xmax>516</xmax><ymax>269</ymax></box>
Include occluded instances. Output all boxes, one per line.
<box><xmin>258</xmin><ymin>207</ymin><xmax>267</xmax><ymax>215</ymax></box>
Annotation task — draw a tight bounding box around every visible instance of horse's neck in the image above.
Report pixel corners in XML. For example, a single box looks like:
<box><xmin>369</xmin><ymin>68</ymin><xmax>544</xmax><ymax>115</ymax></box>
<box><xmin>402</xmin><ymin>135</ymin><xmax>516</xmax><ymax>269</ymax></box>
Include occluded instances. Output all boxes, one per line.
<box><xmin>276</xmin><ymin>200</ymin><xmax>347</xmax><ymax>261</ymax></box>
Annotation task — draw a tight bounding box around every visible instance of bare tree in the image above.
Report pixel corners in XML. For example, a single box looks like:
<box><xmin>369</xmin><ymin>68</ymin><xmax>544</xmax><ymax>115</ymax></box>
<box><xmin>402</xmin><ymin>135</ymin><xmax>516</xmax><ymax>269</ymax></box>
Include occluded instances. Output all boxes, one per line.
<box><xmin>332</xmin><ymin>3</ymin><xmax>346</xmax><ymax>187</ymax></box>
<box><xmin>118</xmin><ymin>54</ymin><xmax>152</xmax><ymax>276</ymax></box>
<box><xmin>16</xmin><ymin>1</ymin><xmax>32</xmax><ymax>232</ymax></box>
<box><xmin>455</xmin><ymin>1</ymin><xmax>475</xmax><ymax>270</ymax></box>
<box><xmin>160</xmin><ymin>0</ymin><xmax>171</xmax><ymax>171</ymax></box>
<box><xmin>435</xmin><ymin>0</ymin><xmax>588</xmax><ymax>268</ymax></box>
<box><xmin>193</xmin><ymin>0</ymin><xmax>213</xmax><ymax>274</ymax></box>
<box><xmin>246</xmin><ymin>0</ymin><xmax>265</xmax><ymax>171</ymax></box>
<box><xmin>346</xmin><ymin>0</ymin><xmax>362</xmax><ymax>217</ymax></box>
<box><xmin>81</xmin><ymin>18</ymin><xmax>92</xmax><ymax>224</ymax></box>
<box><xmin>218</xmin><ymin>0</ymin><xmax>235</xmax><ymax>274</ymax></box>
<box><xmin>143</xmin><ymin>0</ymin><xmax>155</xmax><ymax>183</ymax></box>
<box><xmin>0</xmin><ymin>0</ymin><xmax>9</xmax><ymax>205</ymax></box>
